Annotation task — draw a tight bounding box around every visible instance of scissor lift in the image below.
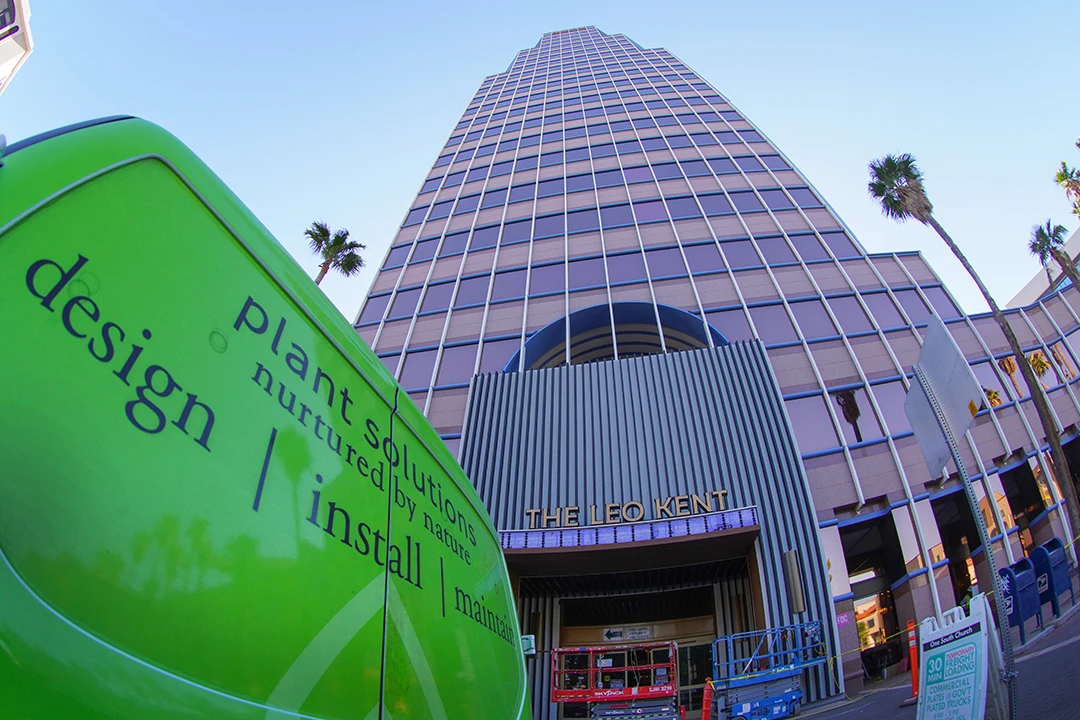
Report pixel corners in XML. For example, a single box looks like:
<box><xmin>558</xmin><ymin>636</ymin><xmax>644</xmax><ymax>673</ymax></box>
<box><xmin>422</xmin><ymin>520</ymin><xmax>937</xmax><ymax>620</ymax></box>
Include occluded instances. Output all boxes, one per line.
<box><xmin>710</xmin><ymin>622</ymin><xmax>826</xmax><ymax>720</ymax></box>
<box><xmin>552</xmin><ymin>641</ymin><xmax>682</xmax><ymax>719</ymax></box>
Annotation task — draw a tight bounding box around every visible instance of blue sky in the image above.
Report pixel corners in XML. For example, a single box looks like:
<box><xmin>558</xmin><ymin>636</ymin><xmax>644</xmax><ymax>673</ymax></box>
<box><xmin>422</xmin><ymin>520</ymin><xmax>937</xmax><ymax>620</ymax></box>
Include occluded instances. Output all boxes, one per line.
<box><xmin>4</xmin><ymin>1</ymin><xmax>1077</xmax><ymax>318</ymax></box>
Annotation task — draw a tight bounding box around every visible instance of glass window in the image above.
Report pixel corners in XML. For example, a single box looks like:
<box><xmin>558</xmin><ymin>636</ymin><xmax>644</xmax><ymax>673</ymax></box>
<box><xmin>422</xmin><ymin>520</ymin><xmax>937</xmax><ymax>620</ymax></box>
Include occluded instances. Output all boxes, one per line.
<box><xmin>389</xmin><ymin>288</ymin><xmax>422</xmax><ymax>319</ymax></box>
<box><xmin>529</xmin><ymin>214</ymin><xmax>562</xmax><ymax>239</ymax></box>
<box><xmin>601</xmin><ymin>204</ymin><xmax>634</xmax><ymax>228</ymax></box>
<box><xmin>566</xmin><ymin>147</ymin><xmax>590</xmax><ymax>162</ymax></box>
<box><xmin>653</xmin><ymin>163</ymin><xmax>682</xmax><ymax>180</ymax></box>
<box><xmin>530</xmin><ymin>263</ymin><xmax>565</xmax><ymax>295</ymax></box>
<box><xmin>439</xmin><ymin>231</ymin><xmax>469</xmax><ymax>257</ymax></box>
<box><xmin>641</xmin><ymin>137</ymin><xmax>668</xmax><ymax>151</ymax></box>
<box><xmin>633</xmin><ymin>200</ymin><xmax>668</xmax><ymax>224</ymax></box>
<box><xmin>436</xmin><ymin>344</ymin><xmax>479</xmax><ymax>385</ymax></box>
<box><xmin>385</xmin><ymin>245</ymin><xmax>412</xmax><ymax>266</ymax></box>
<box><xmin>411</xmin><ymin>238</ymin><xmax>437</xmax><ymax>263</ymax></box>
<box><xmin>821</xmin><ymin>232</ymin><xmax>860</xmax><ymax>258</ymax></box>
<box><xmin>509</xmin><ymin>183</ymin><xmax>536</xmax><ymax>203</ymax></box>
<box><xmin>721</xmin><ymin>240</ymin><xmax>761</xmax><ymax>268</ymax></box>
<box><xmin>466</xmin><ymin>166</ymin><xmax>489</xmax><ymax>183</ymax></box>
<box><xmin>607</xmin><ymin>252</ymin><xmax>648</xmax><ymax>283</ymax></box>
<box><xmin>667</xmin><ymin>135</ymin><xmax>692</xmax><ymax>148</ymax></box>
<box><xmin>708</xmin><ymin>157</ymin><xmax>737</xmax><ymax>174</ymax></box>
<box><xmin>454</xmin><ymin>277</ymin><xmax>489</xmax><ymax>307</ymax></box>
<box><xmin>789</xmin><ymin>187</ymin><xmax>822</xmax><ymax>207</ymax></box>
<box><xmin>699</xmin><ymin>193</ymin><xmax>733</xmax><ymax>216</ymax></box>
<box><xmin>569</xmin><ymin>257</ymin><xmax>606</xmax><ymax>289</ymax></box>
<box><xmin>480</xmin><ymin>338</ymin><xmax>520</xmax><ymax>373</ymax></box>
<box><xmin>470</xmin><ymin>226</ymin><xmax>500</xmax><ymax>250</ymax></box>
<box><xmin>684</xmin><ymin>243</ymin><xmax>725</xmax><ymax>273</ymax></box>
<box><xmin>541</xmin><ymin>151</ymin><xmax>564</xmax><ymax>167</ymax></box>
<box><xmin>759</xmin><ymin>189</ymin><xmax>795</xmax><ymax>210</ymax></box>
<box><xmin>871</xmin><ymin>381</ymin><xmax>912</xmax><ymax>434</ymax></box>
<box><xmin>421</xmin><ymin>177</ymin><xmax>442</xmax><ymax>194</ymax></box>
<box><xmin>490</xmin><ymin>160</ymin><xmax>513</xmax><ymax>177</ymax></box>
<box><xmin>681</xmin><ymin>160</ymin><xmax>710</xmax><ymax>177</ymax></box>
<box><xmin>829</xmin><ymin>388</ymin><xmax>884</xmax><ymax>444</ymax></box>
<box><xmin>785</xmin><ymin>396</ymin><xmax>840</xmax><ymax>453</ymax></box>
<box><xmin>922</xmin><ymin>286</ymin><xmax>961</xmax><ymax>319</ymax></box>
<box><xmin>735</xmin><ymin>156</ymin><xmax>765</xmax><ymax>172</ymax></box>
<box><xmin>595</xmin><ymin>169</ymin><xmax>624</xmax><ymax>188</ymax></box>
<box><xmin>667</xmin><ymin>197</ymin><xmax>703</xmax><ymax>219</ymax></box>
<box><xmin>790</xmin><ymin>233</ymin><xmax>830</xmax><ymax>262</ymax></box>
<box><xmin>690</xmin><ymin>132</ymin><xmax>718</xmax><ymax>146</ymax></box>
<box><xmin>739</xmin><ymin>130</ymin><xmax>764</xmax><ymax>143</ymax></box>
<box><xmin>828</xmin><ymin>296</ymin><xmax>874</xmax><ymax>334</ymax></box>
<box><xmin>421</xmin><ymin>282</ymin><xmax>455</xmax><ymax>312</ymax></box>
<box><xmin>428</xmin><ymin>200</ymin><xmax>453</xmax><ymax>220</ymax></box>
<box><xmin>502</xmin><ymin>219</ymin><xmax>532</xmax><ymax>244</ymax></box>
<box><xmin>706</xmin><ymin>308</ymin><xmax>753</xmax><ymax>341</ymax></box>
<box><xmin>482</xmin><ymin>188</ymin><xmax>508</xmax><ymax>209</ymax></box>
<box><xmin>894</xmin><ymin>289</ymin><xmax>931</xmax><ymax>324</ymax></box>
<box><xmin>492</xmin><ymin>269</ymin><xmax>527</xmax><ymax>300</ymax></box>
<box><xmin>749</xmin><ymin>304</ymin><xmax>797</xmax><ymax>344</ymax></box>
<box><xmin>624</xmin><ymin>166</ymin><xmax>653</xmax><ymax>183</ymax></box>
<box><xmin>454</xmin><ymin>194</ymin><xmax>480</xmax><ymax>215</ymax></box>
<box><xmin>730</xmin><ymin>192</ymin><xmax>764</xmax><ymax>213</ymax></box>
<box><xmin>400</xmin><ymin>350</ymin><xmax>437</xmax><ymax>390</ymax></box>
<box><xmin>568</xmin><ymin>208</ymin><xmax>601</xmax><ymax>234</ymax></box>
<box><xmin>403</xmin><ymin>207</ymin><xmax>427</xmax><ymax>226</ymax></box>
<box><xmin>762</xmin><ymin>155</ymin><xmax>790</xmax><ymax>170</ymax></box>
<box><xmin>646</xmin><ymin>247</ymin><xmax>688</xmax><ymax>277</ymax></box>
<box><xmin>566</xmin><ymin>174</ymin><xmax>593</xmax><ymax>193</ymax></box>
<box><xmin>862</xmin><ymin>293</ymin><xmax>905</xmax><ymax>328</ymax></box>
<box><xmin>757</xmin><ymin>236</ymin><xmax>796</xmax><ymax>264</ymax></box>
<box><xmin>592</xmin><ymin>143</ymin><xmax>616</xmax><ymax>158</ymax></box>
<box><xmin>444</xmin><ymin>171</ymin><xmax>466</xmax><ymax>188</ymax></box>
<box><xmin>358</xmin><ymin>294</ymin><xmax>390</xmax><ymax>324</ymax></box>
<box><xmin>792</xmin><ymin>300</ymin><xmax>837</xmax><ymax>338</ymax></box>
<box><xmin>516</xmin><ymin>155</ymin><xmax>539</xmax><ymax>171</ymax></box>
<box><xmin>538</xmin><ymin>177</ymin><xmax>565</xmax><ymax>197</ymax></box>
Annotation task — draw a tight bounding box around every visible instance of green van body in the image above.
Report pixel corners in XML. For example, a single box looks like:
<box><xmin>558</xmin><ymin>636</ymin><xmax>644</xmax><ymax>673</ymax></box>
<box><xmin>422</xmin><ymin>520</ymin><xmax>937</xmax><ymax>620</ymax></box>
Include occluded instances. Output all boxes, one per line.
<box><xmin>0</xmin><ymin>117</ymin><xmax>528</xmax><ymax>719</ymax></box>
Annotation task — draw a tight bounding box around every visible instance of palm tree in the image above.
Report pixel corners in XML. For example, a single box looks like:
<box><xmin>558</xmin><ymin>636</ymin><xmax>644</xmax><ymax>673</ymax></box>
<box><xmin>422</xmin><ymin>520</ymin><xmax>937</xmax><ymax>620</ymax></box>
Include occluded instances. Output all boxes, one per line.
<box><xmin>831</xmin><ymin>389</ymin><xmax>863</xmax><ymax>443</ymax></box>
<box><xmin>997</xmin><ymin>355</ymin><xmax>1023</xmax><ymax>399</ymax></box>
<box><xmin>868</xmin><ymin>152</ymin><xmax>1080</xmax><ymax>546</ymax></box>
<box><xmin>1029</xmin><ymin>351</ymin><xmax>1052</xmax><ymax>389</ymax></box>
<box><xmin>1028</xmin><ymin>220</ymin><xmax>1080</xmax><ymax>290</ymax></box>
<box><xmin>305</xmin><ymin>221</ymin><xmax>366</xmax><ymax>286</ymax></box>
<box><xmin>983</xmin><ymin>387</ymin><xmax>1002</xmax><ymax>408</ymax></box>
<box><xmin>1056</xmin><ymin>138</ymin><xmax>1080</xmax><ymax>218</ymax></box>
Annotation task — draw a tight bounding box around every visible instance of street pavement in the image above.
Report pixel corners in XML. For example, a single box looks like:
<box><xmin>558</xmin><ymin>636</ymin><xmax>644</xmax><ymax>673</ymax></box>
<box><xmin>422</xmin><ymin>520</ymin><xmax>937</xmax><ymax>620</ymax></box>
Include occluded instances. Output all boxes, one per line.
<box><xmin>805</xmin><ymin>598</ymin><xmax>1080</xmax><ymax>719</ymax></box>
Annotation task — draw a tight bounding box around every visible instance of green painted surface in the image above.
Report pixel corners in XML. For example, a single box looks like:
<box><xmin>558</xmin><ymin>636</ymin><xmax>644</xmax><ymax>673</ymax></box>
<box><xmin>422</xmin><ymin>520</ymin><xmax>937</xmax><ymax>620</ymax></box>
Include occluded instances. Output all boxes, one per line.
<box><xmin>0</xmin><ymin>118</ymin><xmax>528</xmax><ymax>719</ymax></box>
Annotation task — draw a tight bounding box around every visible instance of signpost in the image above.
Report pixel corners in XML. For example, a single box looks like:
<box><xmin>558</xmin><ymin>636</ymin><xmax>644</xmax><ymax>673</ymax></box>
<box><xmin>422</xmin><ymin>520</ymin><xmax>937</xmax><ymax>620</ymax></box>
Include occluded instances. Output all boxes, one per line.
<box><xmin>905</xmin><ymin>315</ymin><xmax>1016</xmax><ymax>720</ymax></box>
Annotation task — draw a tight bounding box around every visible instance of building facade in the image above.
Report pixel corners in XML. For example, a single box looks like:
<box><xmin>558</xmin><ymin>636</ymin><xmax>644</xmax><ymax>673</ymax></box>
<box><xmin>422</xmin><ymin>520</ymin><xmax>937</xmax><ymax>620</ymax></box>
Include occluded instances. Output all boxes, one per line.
<box><xmin>356</xmin><ymin>27</ymin><xmax>1080</xmax><ymax>718</ymax></box>
<box><xmin>0</xmin><ymin>0</ymin><xmax>32</xmax><ymax>98</ymax></box>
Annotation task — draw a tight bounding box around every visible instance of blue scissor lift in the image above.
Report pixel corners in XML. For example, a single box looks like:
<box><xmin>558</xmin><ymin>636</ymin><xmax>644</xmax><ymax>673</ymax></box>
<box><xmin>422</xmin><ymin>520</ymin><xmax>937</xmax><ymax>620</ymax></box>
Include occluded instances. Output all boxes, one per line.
<box><xmin>710</xmin><ymin>621</ymin><xmax>827</xmax><ymax>720</ymax></box>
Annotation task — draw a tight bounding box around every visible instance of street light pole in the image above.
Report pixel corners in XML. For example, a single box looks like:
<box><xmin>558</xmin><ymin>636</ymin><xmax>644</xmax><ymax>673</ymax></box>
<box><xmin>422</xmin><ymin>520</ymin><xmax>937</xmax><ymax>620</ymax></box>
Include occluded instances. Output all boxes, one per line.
<box><xmin>913</xmin><ymin>363</ymin><xmax>1017</xmax><ymax>720</ymax></box>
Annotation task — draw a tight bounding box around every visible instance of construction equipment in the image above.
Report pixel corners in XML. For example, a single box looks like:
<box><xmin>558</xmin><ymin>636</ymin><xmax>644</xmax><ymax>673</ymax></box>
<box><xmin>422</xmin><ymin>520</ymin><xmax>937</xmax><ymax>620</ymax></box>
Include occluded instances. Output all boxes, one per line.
<box><xmin>709</xmin><ymin>622</ymin><xmax>826</xmax><ymax>720</ymax></box>
<box><xmin>552</xmin><ymin>642</ymin><xmax>682</xmax><ymax>719</ymax></box>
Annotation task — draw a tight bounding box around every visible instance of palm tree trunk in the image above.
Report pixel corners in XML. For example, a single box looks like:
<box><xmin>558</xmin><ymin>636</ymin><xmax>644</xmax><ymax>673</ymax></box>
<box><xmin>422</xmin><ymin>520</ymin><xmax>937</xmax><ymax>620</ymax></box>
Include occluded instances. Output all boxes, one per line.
<box><xmin>314</xmin><ymin>261</ymin><xmax>331</xmax><ymax>286</ymax></box>
<box><xmin>1051</xmin><ymin>248</ymin><xmax>1080</xmax><ymax>293</ymax></box>
<box><xmin>928</xmin><ymin>217</ymin><xmax>1080</xmax><ymax>547</ymax></box>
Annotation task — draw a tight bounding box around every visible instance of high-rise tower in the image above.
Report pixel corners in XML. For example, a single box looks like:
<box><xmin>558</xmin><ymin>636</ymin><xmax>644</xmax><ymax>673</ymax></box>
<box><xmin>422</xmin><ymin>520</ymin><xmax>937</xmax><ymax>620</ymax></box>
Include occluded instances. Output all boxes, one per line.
<box><xmin>358</xmin><ymin>27</ymin><xmax>1080</xmax><ymax>716</ymax></box>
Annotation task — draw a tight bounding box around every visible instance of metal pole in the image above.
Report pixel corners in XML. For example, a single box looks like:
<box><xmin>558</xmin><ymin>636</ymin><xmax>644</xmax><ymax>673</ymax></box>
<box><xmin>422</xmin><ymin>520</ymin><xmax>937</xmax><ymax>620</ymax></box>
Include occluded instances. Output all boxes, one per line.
<box><xmin>914</xmin><ymin>364</ymin><xmax>1017</xmax><ymax>720</ymax></box>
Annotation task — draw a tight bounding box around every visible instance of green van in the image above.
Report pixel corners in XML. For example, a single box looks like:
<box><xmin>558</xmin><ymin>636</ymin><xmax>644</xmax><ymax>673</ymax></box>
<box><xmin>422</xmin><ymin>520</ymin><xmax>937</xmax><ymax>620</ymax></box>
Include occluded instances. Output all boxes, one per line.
<box><xmin>0</xmin><ymin>117</ymin><xmax>528</xmax><ymax>719</ymax></box>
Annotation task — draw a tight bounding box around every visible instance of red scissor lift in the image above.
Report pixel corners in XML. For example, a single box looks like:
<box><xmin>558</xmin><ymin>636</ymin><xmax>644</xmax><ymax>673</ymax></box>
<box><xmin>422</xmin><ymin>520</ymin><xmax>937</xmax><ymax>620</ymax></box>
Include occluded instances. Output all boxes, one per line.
<box><xmin>552</xmin><ymin>641</ymin><xmax>683</xmax><ymax>719</ymax></box>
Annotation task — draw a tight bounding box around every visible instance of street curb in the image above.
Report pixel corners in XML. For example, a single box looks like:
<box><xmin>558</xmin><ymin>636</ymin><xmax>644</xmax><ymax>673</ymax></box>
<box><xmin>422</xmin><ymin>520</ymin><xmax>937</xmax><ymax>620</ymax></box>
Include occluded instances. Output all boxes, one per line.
<box><xmin>1014</xmin><ymin>599</ymin><xmax>1080</xmax><ymax>657</ymax></box>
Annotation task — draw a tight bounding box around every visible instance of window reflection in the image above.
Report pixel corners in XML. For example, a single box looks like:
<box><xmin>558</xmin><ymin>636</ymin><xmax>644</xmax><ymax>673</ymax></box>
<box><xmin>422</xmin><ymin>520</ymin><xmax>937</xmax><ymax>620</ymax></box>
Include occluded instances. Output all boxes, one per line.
<box><xmin>785</xmin><ymin>395</ymin><xmax>840</xmax><ymax>453</ymax></box>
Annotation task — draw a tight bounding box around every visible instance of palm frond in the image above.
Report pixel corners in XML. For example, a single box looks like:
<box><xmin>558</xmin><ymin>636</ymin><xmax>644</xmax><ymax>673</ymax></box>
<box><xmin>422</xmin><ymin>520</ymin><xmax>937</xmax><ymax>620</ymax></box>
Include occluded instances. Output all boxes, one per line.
<box><xmin>868</xmin><ymin>153</ymin><xmax>933</xmax><ymax>224</ymax></box>
<box><xmin>334</xmin><ymin>251</ymin><xmax>365</xmax><ymax>276</ymax></box>
<box><xmin>304</xmin><ymin>221</ymin><xmax>332</xmax><ymax>254</ymax></box>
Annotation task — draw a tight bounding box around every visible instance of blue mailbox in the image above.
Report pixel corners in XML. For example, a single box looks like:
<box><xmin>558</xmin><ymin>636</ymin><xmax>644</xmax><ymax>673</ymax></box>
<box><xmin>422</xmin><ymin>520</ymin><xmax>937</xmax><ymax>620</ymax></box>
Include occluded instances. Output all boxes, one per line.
<box><xmin>999</xmin><ymin>557</ymin><xmax>1042</xmax><ymax>643</ymax></box>
<box><xmin>1031</xmin><ymin>537</ymin><xmax>1075</xmax><ymax>618</ymax></box>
